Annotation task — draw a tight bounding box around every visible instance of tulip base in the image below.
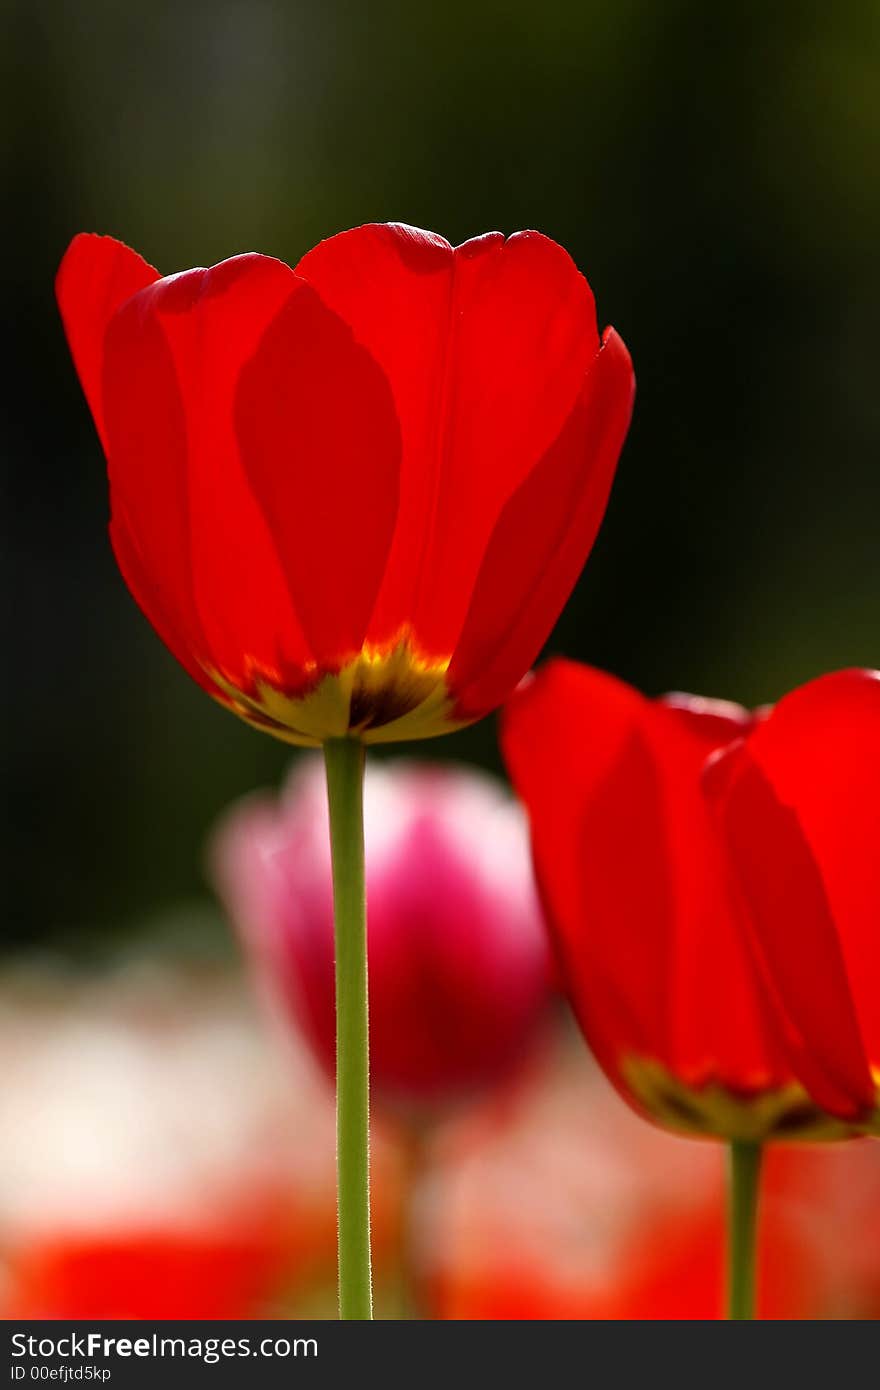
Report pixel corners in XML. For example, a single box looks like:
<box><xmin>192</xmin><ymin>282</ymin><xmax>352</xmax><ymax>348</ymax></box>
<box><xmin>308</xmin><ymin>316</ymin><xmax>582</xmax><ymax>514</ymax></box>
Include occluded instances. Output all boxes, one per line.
<box><xmin>324</xmin><ymin>737</ymin><xmax>372</xmax><ymax>1320</ymax></box>
<box><xmin>727</xmin><ymin>1140</ymin><xmax>763</xmax><ymax>1320</ymax></box>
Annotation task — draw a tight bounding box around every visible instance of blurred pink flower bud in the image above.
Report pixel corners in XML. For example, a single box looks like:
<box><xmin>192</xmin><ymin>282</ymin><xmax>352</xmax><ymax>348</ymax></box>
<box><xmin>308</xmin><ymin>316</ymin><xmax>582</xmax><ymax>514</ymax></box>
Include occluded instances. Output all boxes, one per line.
<box><xmin>209</xmin><ymin>758</ymin><xmax>554</xmax><ymax>1112</ymax></box>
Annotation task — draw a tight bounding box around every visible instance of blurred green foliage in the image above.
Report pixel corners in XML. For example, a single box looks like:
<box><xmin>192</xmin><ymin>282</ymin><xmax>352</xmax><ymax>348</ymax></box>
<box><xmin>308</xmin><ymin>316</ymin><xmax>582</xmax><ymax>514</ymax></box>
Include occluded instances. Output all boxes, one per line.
<box><xmin>3</xmin><ymin>0</ymin><xmax>878</xmax><ymax>943</ymax></box>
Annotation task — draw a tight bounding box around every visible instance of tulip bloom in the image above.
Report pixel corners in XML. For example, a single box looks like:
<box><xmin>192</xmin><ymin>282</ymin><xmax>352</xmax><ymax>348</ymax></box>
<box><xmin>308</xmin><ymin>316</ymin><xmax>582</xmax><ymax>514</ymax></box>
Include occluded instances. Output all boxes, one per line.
<box><xmin>209</xmin><ymin>758</ymin><xmax>553</xmax><ymax>1111</ymax></box>
<box><xmin>501</xmin><ymin>660</ymin><xmax>879</xmax><ymax>1140</ymax></box>
<box><xmin>501</xmin><ymin>659</ymin><xmax>879</xmax><ymax>1319</ymax></box>
<box><xmin>57</xmin><ymin>222</ymin><xmax>632</xmax><ymax>1319</ymax></box>
<box><xmin>56</xmin><ymin>225</ymin><xmax>633</xmax><ymax>744</ymax></box>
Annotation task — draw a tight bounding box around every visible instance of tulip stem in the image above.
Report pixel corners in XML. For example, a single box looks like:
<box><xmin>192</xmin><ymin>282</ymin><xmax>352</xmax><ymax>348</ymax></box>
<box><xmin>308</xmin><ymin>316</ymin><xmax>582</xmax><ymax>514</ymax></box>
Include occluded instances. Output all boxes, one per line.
<box><xmin>324</xmin><ymin>736</ymin><xmax>372</xmax><ymax>1320</ymax></box>
<box><xmin>727</xmin><ymin>1140</ymin><xmax>763</xmax><ymax>1320</ymax></box>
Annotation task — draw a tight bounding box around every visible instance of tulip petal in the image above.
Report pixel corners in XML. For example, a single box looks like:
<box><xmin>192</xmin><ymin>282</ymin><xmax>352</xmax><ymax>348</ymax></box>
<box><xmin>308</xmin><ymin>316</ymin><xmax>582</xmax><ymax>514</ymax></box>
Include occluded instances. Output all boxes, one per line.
<box><xmin>448</xmin><ymin>329</ymin><xmax>634</xmax><ymax>718</ymax></box>
<box><xmin>103</xmin><ymin>256</ymin><xmax>322</xmax><ymax>689</ymax></box>
<box><xmin>234</xmin><ymin>280</ymin><xmax>402</xmax><ymax>669</ymax></box>
<box><xmin>501</xmin><ymin>665</ymin><xmax>675</xmax><ymax>1081</ymax></box>
<box><xmin>295</xmin><ymin>223</ymin><xmax>600</xmax><ymax>657</ymax></box>
<box><xmin>501</xmin><ymin>661</ymin><xmax>790</xmax><ymax>1099</ymax></box>
<box><xmin>103</xmin><ymin>291</ymin><xmax>213</xmax><ymax>676</ymax></box>
<box><xmin>706</xmin><ymin>740</ymin><xmax>876</xmax><ymax>1118</ymax></box>
<box><xmin>55</xmin><ymin>233</ymin><xmax>160</xmax><ymax>449</ymax></box>
<box><xmin>660</xmin><ymin>692</ymin><xmax>754</xmax><ymax>749</ymax></box>
<box><xmin>733</xmin><ymin>669</ymin><xmax>880</xmax><ymax>1076</ymax></box>
<box><xmin>109</xmin><ymin>499</ymin><xmax>221</xmax><ymax>699</ymax></box>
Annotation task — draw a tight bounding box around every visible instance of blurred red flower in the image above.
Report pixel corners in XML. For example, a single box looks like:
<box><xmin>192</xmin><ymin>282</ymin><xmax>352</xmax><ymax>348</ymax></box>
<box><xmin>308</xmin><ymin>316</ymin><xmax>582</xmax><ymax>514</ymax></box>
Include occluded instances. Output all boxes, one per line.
<box><xmin>56</xmin><ymin>226</ymin><xmax>633</xmax><ymax>746</ymax></box>
<box><xmin>5</xmin><ymin>1224</ymin><xmax>288</xmax><ymax>1321</ymax></box>
<box><xmin>209</xmin><ymin>759</ymin><xmax>554</xmax><ymax>1112</ymax></box>
<box><xmin>500</xmin><ymin>660</ymin><xmax>880</xmax><ymax>1140</ymax></box>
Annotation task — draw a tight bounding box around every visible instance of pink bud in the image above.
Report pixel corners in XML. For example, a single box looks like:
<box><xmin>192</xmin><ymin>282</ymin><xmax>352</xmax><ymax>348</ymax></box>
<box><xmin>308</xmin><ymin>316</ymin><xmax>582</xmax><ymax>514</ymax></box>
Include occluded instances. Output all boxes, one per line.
<box><xmin>209</xmin><ymin>758</ymin><xmax>554</xmax><ymax>1112</ymax></box>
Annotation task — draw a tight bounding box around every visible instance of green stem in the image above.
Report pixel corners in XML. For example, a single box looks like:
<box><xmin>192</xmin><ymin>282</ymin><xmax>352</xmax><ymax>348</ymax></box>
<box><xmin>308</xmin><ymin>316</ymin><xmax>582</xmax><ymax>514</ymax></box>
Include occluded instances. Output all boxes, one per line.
<box><xmin>727</xmin><ymin>1140</ymin><xmax>763</xmax><ymax>1320</ymax></box>
<box><xmin>324</xmin><ymin>737</ymin><xmax>372</xmax><ymax>1320</ymax></box>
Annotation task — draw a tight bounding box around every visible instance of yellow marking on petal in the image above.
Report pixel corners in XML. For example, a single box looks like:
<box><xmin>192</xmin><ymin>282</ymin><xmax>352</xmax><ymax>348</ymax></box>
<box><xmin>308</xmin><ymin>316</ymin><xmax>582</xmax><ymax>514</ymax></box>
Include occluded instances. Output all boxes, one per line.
<box><xmin>206</xmin><ymin>636</ymin><xmax>471</xmax><ymax>747</ymax></box>
<box><xmin>622</xmin><ymin>1056</ymin><xmax>879</xmax><ymax>1143</ymax></box>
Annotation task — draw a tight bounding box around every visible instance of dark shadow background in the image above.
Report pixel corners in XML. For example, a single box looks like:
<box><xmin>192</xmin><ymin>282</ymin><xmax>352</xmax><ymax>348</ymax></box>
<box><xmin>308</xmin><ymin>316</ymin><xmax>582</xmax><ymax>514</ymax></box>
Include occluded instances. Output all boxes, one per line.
<box><xmin>4</xmin><ymin>1</ymin><xmax>878</xmax><ymax>945</ymax></box>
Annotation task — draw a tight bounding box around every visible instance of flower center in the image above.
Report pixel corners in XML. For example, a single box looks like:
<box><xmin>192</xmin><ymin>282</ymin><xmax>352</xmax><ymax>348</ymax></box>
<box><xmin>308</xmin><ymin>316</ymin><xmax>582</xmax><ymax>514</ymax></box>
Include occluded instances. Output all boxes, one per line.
<box><xmin>621</xmin><ymin>1055</ymin><xmax>875</xmax><ymax>1142</ymax></box>
<box><xmin>210</xmin><ymin>638</ymin><xmax>468</xmax><ymax>746</ymax></box>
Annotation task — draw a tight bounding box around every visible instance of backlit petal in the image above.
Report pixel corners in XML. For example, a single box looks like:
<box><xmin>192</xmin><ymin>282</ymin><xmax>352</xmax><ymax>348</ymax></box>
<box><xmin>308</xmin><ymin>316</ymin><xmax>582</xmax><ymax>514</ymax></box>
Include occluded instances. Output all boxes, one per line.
<box><xmin>296</xmin><ymin>223</ymin><xmax>599</xmax><ymax>657</ymax></box>
<box><xmin>741</xmin><ymin>670</ymin><xmax>880</xmax><ymax>1070</ymax></box>
<box><xmin>234</xmin><ymin>280</ymin><xmax>401</xmax><ymax>669</ymax></box>
<box><xmin>501</xmin><ymin>661</ymin><xmax>790</xmax><ymax>1102</ymax></box>
<box><xmin>55</xmin><ymin>234</ymin><xmax>160</xmax><ymax>449</ymax></box>
<box><xmin>103</xmin><ymin>256</ymin><xmax>317</xmax><ymax>689</ymax></box>
<box><xmin>705</xmin><ymin>741</ymin><xmax>875</xmax><ymax>1119</ymax></box>
<box><xmin>449</xmin><ymin>329</ymin><xmax>633</xmax><ymax>718</ymax></box>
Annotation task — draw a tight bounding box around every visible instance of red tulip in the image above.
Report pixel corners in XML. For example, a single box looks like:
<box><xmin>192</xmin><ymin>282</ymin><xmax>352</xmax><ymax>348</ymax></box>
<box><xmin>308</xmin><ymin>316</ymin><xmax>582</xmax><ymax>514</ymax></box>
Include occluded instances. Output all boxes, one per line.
<box><xmin>703</xmin><ymin>669</ymin><xmax>880</xmax><ymax>1133</ymax></box>
<box><xmin>4</xmin><ymin>1228</ymin><xmax>288</xmax><ymax>1321</ymax></box>
<box><xmin>209</xmin><ymin>758</ymin><xmax>554</xmax><ymax>1110</ymax></box>
<box><xmin>500</xmin><ymin>659</ymin><xmax>879</xmax><ymax>1140</ymax></box>
<box><xmin>56</xmin><ymin>226</ymin><xmax>633</xmax><ymax>745</ymax></box>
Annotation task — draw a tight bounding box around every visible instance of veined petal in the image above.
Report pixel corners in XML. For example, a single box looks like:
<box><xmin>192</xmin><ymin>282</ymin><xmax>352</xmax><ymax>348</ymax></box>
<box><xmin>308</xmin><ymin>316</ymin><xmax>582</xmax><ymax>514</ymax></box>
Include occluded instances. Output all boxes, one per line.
<box><xmin>448</xmin><ymin>329</ymin><xmax>633</xmax><ymax>718</ymax></box>
<box><xmin>103</xmin><ymin>290</ymin><xmax>212</xmax><ymax>679</ymax></box>
<box><xmin>705</xmin><ymin>741</ymin><xmax>876</xmax><ymax>1120</ymax></box>
<box><xmin>102</xmin><ymin>255</ymin><xmax>317</xmax><ymax>692</ymax></box>
<box><xmin>55</xmin><ymin>233</ymin><xmax>160</xmax><ymax>449</ymax></box>
<box><xmin>295</xmin><ymin>223</ymin><xmax>600</xmax><ymax>658</ymax></box>
<box><xmin>501</xmin><ymin>661</ymin><xmax>791</xmax><ymax>1106</ymax></box>
<box><xmin>109</xmin><ymin>498</ymin><xmax>222</xmax><ymax>701</ymax></box>
<box><xmin>730</xmin><ymin>669</ymin><xmax>880</xmax><ymax>1083</ymax></box>
<box><xmin>500</xmin><ymin>667</ymin><xmax>672</xmax><ymax>1078</ymax></box>
<box><xmin>234</xmin><ymin>280</ymin><xmax>401</xmax><ymax>669</ymax></box>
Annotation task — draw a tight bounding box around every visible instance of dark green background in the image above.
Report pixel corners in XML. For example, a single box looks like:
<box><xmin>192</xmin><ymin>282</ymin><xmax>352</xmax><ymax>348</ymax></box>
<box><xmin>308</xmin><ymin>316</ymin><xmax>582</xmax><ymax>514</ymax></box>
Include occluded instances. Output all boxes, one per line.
<box><xmin>5</xmin><ymin>1</ymin><xmax>878</xmax><ymax>944</ymax></box>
